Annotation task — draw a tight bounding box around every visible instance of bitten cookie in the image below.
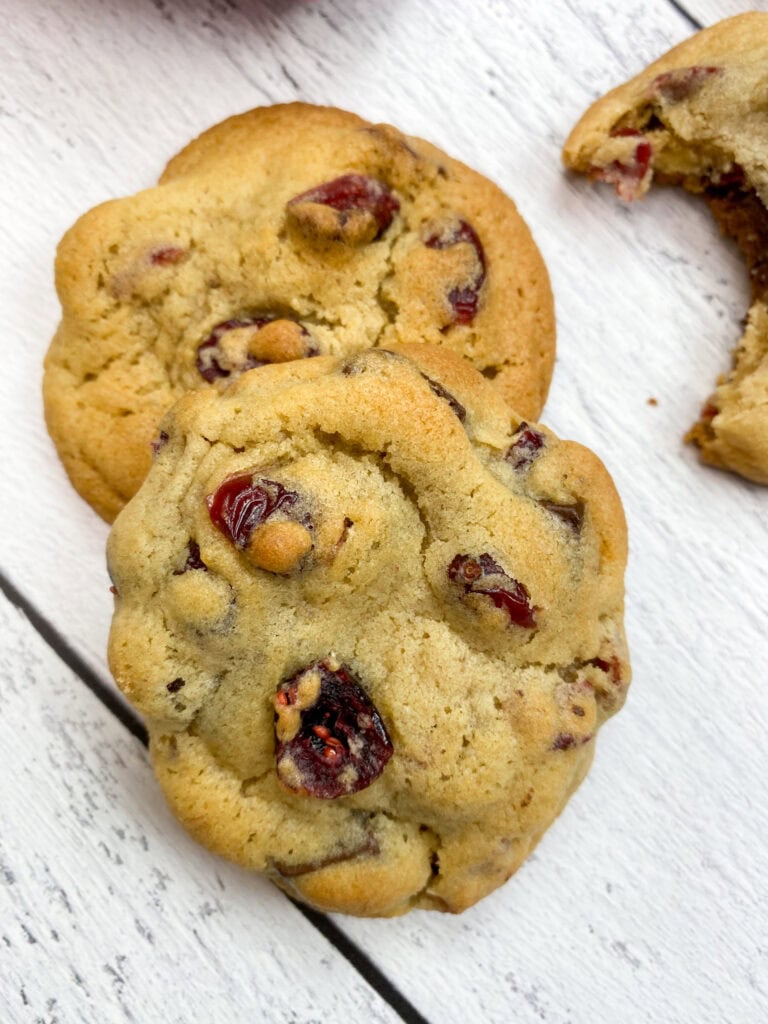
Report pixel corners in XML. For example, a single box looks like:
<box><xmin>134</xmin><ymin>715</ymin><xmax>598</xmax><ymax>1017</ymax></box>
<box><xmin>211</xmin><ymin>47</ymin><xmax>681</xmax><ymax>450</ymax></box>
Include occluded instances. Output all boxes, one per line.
<box><xmin>107</xmin><ymin>345</ymin><xmax>629</xmax><ymax>917</ymax></box>
<box><xmin>45</xmin><ymin>102</ymin><xmax>555</xmax><ymax>521</ymax></box>
<box><xmin>563</xmin><ymin>13</ymin><xmax>768</xmax><ymax>484</ymax></box>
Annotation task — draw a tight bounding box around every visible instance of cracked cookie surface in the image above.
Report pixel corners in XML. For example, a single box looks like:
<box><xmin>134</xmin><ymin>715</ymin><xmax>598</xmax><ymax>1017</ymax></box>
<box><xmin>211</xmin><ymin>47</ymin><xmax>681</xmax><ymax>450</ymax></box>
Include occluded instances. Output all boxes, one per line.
<box><xmin>563</xmin><ymin>13</ymin><xmax>768</xmax><ymax>484</ymax></box>
<box><xmin>45</xmin><ymin>102</ymin><xmax>555</xmax><ymax>521</ymax></box>
<box><xmin>107</xmin><ymin>345</ymin><xmax>629</xmax><ymax>916</ymax></box>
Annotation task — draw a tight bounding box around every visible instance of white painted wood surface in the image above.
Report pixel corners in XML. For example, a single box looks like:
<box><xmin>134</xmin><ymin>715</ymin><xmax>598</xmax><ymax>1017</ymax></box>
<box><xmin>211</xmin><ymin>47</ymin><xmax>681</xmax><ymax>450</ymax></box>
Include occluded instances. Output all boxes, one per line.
<box><xmin>685</xmin><ymin>0</ymin><xmax>768</xmax><ymax>24</ymax></box>
<box><xmin>0</xmin><ymin>592</ymin><xmax>399</xmax><ymax>1024</ymax></box>
<box><xmin>1</xmin><ymin>0</ymin><xmax>767</xmax><ymax>1021</ymax></box>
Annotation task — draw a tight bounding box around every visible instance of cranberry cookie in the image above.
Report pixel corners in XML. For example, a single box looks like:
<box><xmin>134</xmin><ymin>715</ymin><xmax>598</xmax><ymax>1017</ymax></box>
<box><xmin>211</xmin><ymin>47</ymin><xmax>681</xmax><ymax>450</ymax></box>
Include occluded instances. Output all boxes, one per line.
<box><xmin>107</xmin><ymin>345</ymin><xmax>629</xmax><ymax>916</ymax></box>
<box><xmin>45</xmin><ymin>103</ymin><xmax>555</xmax><ymax>522</ymax></box>
<box><xmin>563</xmin><ymin>13</ymin><xmax>768</xmax><ymax>484</ymax></box>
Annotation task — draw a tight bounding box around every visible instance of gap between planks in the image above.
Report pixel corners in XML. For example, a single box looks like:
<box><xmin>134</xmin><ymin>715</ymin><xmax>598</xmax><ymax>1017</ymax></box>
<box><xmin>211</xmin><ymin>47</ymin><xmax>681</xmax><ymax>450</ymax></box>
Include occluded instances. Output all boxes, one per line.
<box><xmin>664</xmin><ymin>0</ymin><xmax>704</xmax><ymax>29</ymax></box>
<box><xmin>0</xmin><ymin>566</ymin><xmax>431</xmax><ymax>1024</ymax></box>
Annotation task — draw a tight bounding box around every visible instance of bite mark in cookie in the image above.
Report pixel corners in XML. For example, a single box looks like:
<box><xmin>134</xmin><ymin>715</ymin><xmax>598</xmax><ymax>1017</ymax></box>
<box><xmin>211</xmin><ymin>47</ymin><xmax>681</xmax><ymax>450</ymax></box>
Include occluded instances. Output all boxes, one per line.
<box><xmin>563</xmin><ymin>13</ymin><xmax>768</xmax><ymax>483</ymax></box>
<box><xmin>588</xmin><ymin>128</ymin><xmax>653</xmax><ymax>202</ymax></box>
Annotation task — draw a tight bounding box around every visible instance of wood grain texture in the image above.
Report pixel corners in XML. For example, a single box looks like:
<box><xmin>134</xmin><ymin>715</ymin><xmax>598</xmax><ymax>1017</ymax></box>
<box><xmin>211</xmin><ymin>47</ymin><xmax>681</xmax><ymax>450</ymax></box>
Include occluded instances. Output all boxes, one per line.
<box><xmin>682</xmin><ymin>0</ymin><xmax>768</xmax><ymax>24</ymax></box>
<box><xmin>1</xmin><ymin>0</ymin><xmax>767</xmax><ymax>1021</ymax></box>
<box><xmin>0</xmin><ymin>591</ymin><xmax>401</xmax><ymax>1024</ymax></box>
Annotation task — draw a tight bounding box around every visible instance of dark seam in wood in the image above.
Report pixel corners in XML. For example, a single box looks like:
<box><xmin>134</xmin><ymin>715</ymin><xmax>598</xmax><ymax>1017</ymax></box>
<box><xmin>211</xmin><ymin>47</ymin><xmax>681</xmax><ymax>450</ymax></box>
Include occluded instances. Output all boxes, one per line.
<box><xmin>664</xmin><ymin>0</ymin><xmax>703</xmax><ymax>31</ymax></box>
<box><xmin>0</xmin><ymin>569</ymin><xmax>435</xmax><ymax>1024</ymax></box>
<box><xmin>0</xmin><ymin>568</ymin><xmax>148</xmax><ymax>746</ymax></box>
<box><xmin>293</xmin><ymin>902</ymin><xmax>434</xmax><ymax>1024</ymax></box>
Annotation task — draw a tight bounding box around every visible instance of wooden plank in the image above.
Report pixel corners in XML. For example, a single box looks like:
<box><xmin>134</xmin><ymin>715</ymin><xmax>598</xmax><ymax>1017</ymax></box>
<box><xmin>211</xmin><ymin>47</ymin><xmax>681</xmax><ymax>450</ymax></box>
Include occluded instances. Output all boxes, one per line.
<box><xmin>0</xmin><ymin>591</ymin><xmax>401</xmax><ymax>1024</ymax></box>
<box><xmin>681</xmin><ymin>0</ymin><xmax>768</xmax><ymax>25</ymax></box>
<box><xmin>1</xmin><ymin>0</ymin><xmax>767</xmax><ymax>1022</ymax></box>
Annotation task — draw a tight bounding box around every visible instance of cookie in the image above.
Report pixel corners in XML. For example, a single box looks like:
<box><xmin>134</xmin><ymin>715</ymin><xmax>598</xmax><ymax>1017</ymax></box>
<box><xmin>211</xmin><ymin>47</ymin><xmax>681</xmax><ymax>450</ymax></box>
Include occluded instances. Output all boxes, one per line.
<box><xmin>45</xmin><ymin>102</ymin><xmax>555</xmax><ymax>522</ymax></box>
<box><xmin>106</xmin><ymin>344</ymin><xmax>629</xmax><ymax>916</ymax></box>
<box><xmin>563</xmin><ymin>13</ymin><xmax>768</xmax><ymax>484</ymax></box>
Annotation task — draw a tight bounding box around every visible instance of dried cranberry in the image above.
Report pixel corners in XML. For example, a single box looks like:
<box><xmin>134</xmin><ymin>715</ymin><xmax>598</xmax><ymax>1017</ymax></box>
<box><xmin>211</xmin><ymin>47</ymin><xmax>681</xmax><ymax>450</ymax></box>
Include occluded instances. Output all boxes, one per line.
<box><xmin>448</xmin><ymin>553</ymin><xmax>537</xmax><ymax>630</ymax></box>
<box><xmin>173</xmin><ymin>540</ymin><xmax>208</xmax><ymax>575</ymax></box>
<box><xmin>590</xmin><ymin>131</ymin><xmax>653</xmax><ymax>202</ymax></box>
<box><xmin>587</xmin><ymin>655</ymin><xmax>622</xmax><ymax>686</ymax></box>
<box><xmin>196</xmin><ymin>317</ymin><xmax>315</xmax><ymax>383</ymax></box>
<box><xmin>424</xmin><ymin>219</ymin><xmax>487</xmax><ymax>325</ymax></box>
<box><xmin>150</xmin><ymin>246</ymin><xmax>186</xmax><ymax>266</ymax></box>
<box><xmin>551</xmin><ymin>732</ymin><xmax>591</xmax><ymax>751</ymax></box>
<box><xmin>506</xmin><ymin>423</ymin><xmax>545</xmax><ymax>470</ymax></box>
<box><xmin>650</xmin><ymin>66</ymin><xmax>721</xmax><ymax>103</ymax></box>
<box><xmin>274</xmin><ymin>660</ymin><xmax>393</xmax><ymax>799</ymax></box>
<box><xmin>196</xmin><ymin>318</ymin><xmax>267</xmax><ymax>382</ymax></box>
<box><xmin>552</xmin><ymin>732</ymin><xmax>576</xmax><ymax>751</ymax></box>
<box><xmin>288</xmin><ymin>174</ymin><xmax>399</xmax><ymax>237</ymax></box>
<box><xmin>207</xmin><ymin>476</ymin><xmax>306</xmax><ymax>550</ymax></box>
<box><xmin>150</xmin><ymin>430</ymin><xmax>169</xmax><ymax>456</ymax></box>
<box><xmin>540</xmin><ymin>500</ymin><xmax>585</xmax><ymax>532</ymax></box>
<box><xmin>421</xmin><ymin>373</ymin><xmax>466</xmax><ymax>422</ymax></box>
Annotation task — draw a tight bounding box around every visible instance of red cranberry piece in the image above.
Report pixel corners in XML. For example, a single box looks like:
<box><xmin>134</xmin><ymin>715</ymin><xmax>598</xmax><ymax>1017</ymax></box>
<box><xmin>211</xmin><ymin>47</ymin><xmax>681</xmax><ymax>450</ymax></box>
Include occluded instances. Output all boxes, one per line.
<box><xmin>151</xmin><ymin>430</ymin><xmax>169</xmax><ymax>456</ymax></box>
<box><xmin>552</xmin><ymin>732</ymin><xmax>576</xmax><ymax>751</ymax></box>
<box><xmin>288</xmin><ymin>174</ymin><xmax>399</xmax><ymax>237</ymax></box>
<box><xmin>424</xmin><ymin>219</ymin><xmax>487</xmax><ymax>325</ymax></box>
<box><xmin>197</xmin><ymin>318</ymin><xmax>269</xmax><ymax>383</ymax></box>
<box><xmin>196</xmin><ymin>317</ymin><xmax>316</xmax><ymax>384</ymax></box>
<box><xmin>551</xmin><ymin>732</ymin><xmax>591</xmax><ymax>751</ymax></box>
<box><xmin>150</xmin><ymin>245</ymin><xmax>186</xmax><ymax>266</ymax></box>
<box><xmin>421</xmin><ymin>373</ymin><xmax>466</xmax><ymax>422</ymax></box>
<box><xmin>448</xmin><ymin>553</ymin><xmax>537</xmax><ymax>629</ymax></box>
<box><xmin>506</xmin><ymin>423</ymin><xmax>545</xmax><ymax>470</ymax></box>
<box><xmin>173</xmin><ymin>540</ymin><xmax>207</xmax><ymax>575</ymax></box>
<box><xmin>650</xmin><ymin>66</ymin><xmax>721</xmax><ymax>103</ymax></box>
<box><xmin>591</xmin><ymin>131</ymin><xmax>653</xmax><ymax>201</ymax></box>
<box><xmin>587</xmin><ymin>655</ymin><xmax>622</xmax><ymax>686</ymax></box>
<box><xmin>540</xmin><ymin>500</ymin><xmax>585</xmax><ymax>532</ymax></box>
<box><xmin>705</xmin><ymin>186</ymin><xmax>768</xmax><ymax>301</ymax></box>
<box><xmin>207</xmin><ymin>475</ymin><xmax>307</xmax><ymax>550</ymax></box>
<box><xmin>274</xmin><ymin>660</ymin><xmax>393</xmax><ymax>799</ymax></box>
